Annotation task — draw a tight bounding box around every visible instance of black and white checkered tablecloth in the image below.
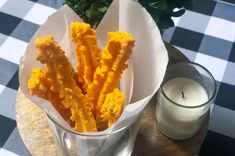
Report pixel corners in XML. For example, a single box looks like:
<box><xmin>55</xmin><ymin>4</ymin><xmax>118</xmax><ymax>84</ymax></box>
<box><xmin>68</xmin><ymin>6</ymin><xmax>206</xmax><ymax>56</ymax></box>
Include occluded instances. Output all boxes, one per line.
<box><xmin>0</xmin><ymin>0</ymin><xmax>235</xmax><ymax>155</ymax></box>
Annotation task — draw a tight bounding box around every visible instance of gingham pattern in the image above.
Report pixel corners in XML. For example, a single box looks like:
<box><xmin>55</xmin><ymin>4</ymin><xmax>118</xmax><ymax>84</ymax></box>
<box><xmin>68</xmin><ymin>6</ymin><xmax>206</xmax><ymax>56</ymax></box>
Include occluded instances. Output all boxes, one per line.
<box><xmin>163</xmin><ymin>0</ymin><xmax>235</xmax><ymax>155</ymax></box>
<box><xmin>0</xmin><ymin>0</ymin><xmax>234</xmax><ymax>155</ymax></box>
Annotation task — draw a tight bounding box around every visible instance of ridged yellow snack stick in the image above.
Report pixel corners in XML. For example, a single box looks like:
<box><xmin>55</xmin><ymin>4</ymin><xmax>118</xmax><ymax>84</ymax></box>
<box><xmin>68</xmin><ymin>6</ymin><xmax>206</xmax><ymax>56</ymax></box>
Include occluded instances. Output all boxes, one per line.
<box><xmin>100</xmin><ymin>88</ymin><xmax>125</xmax><ymax>127</ymax></box>
<box><xmin>70</xmin><ymin>22</ymin><xmax>101</xmax><ymax>92</ymax></box>
<box><xmin>28</xmin><ymin>68</ymin><xmax>73</xmax><ymax>126</ymax></box>
<box><xmin>87</xmin><ymin>31</ymin><xmax>135</xmax><ymax>130</ymax></box>
<box><xmin>28</xmin><ymin>25</ymin><xmax>136</xmax><ymax>132</ymax></box>
<box><xmin>34</xmin><ymin>35</ymin><xmax>97</xmax><ymax>132</ymax></box>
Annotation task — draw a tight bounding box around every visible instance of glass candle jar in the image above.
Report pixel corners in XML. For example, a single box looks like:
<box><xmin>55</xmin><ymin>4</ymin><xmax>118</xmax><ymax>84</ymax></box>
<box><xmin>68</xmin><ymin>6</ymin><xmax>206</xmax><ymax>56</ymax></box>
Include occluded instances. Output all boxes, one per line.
<box><xmin>156</xmin><ymin>62</ymin><xmax>216</xmax><ymax>140</ymax></box>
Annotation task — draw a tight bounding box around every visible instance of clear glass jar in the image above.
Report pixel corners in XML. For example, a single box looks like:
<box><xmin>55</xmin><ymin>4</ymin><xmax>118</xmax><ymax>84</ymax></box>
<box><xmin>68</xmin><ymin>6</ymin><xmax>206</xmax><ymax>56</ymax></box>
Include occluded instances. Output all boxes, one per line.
<box><xmin>46</xmin><ymin>115</ymin><xmax>140</xmax><ymax>156</ymax></box>
<box><xmin>156</xmin><ymin>62</ymin><xmax>216</xmax><ymax>140</ymax></box>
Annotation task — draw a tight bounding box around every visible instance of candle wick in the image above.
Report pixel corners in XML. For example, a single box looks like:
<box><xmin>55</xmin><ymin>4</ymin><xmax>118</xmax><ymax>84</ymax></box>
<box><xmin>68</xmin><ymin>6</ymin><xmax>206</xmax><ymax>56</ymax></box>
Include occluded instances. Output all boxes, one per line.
<box><xmin>181</xmin><ymin>91</ymin><xmax>184</xmax><ymax>98</ymax></box>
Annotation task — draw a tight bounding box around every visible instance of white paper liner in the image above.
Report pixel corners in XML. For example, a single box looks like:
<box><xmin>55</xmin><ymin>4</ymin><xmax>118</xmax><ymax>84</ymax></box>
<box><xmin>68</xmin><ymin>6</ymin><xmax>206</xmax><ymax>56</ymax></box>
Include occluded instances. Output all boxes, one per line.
<box><xmin>19</xmin><ymin>0</ymin><xmax>168</xmax><ymax>155</ymax></box>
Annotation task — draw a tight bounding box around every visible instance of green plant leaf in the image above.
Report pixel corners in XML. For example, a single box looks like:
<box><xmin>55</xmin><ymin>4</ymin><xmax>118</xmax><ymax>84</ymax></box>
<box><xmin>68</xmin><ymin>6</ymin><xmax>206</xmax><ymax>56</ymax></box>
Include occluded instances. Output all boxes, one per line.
<box><xmin>149</xmin><ymin>0</ymin><xmax>168</xmax><ymax>11</ymax></box>
<box><xmin>98</xmin><ymin>6</ymin><xmax>108</xmax><ymax>13</ymax></box>
<box><xmin>65</xmin><ymin>0</ymin><xmax>192</xmax><ymax>30</ymax></box>
<box><xmin>85</xmin><ymin>9</ymin><xmax>93</xmax><ymax>18</ymax></box>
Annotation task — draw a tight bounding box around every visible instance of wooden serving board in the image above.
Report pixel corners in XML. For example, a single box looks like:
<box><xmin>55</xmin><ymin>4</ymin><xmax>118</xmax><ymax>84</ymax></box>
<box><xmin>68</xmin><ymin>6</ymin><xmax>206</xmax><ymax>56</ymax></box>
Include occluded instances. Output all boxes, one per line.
<box><xmin>16</xmin><ymin>90</ymin><xmax>57</xmax><ymax>156</ymax></box>
<box><xmin>16</xmin><ymin>43</ymin><xmax>209</xmax><ymax>156</ymax></box>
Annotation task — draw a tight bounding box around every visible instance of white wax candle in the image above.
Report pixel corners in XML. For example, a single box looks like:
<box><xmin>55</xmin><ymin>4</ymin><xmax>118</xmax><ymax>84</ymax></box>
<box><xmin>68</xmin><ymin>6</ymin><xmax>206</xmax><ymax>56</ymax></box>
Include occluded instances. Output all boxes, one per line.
<box><xmin>163</xmin><ymin>78</ymin><xmax>208</xmax><ymax>107</ymax></box>
<box><xmin>157</xmin><ymin>78</ymin><xmax>209</xmax><ymax>139</ymax></box>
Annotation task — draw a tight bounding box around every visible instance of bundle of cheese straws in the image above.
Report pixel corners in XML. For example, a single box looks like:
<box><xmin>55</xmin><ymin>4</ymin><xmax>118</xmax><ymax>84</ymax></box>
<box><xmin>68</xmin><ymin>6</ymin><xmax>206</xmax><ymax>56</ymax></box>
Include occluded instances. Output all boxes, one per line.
<box><xmin>20</xmin><ymin>0</ymin><xmax>168</xmax><ymax>139</ymax></box>
<box><xmin>19</xmin><ymin>0</ymin><xmax>169</xmax><ymax>154</ymax></box>
<box><xmin>27</xmin><ymin>22</ymin><xmax>135</xmax><ymax>132</ymax></box>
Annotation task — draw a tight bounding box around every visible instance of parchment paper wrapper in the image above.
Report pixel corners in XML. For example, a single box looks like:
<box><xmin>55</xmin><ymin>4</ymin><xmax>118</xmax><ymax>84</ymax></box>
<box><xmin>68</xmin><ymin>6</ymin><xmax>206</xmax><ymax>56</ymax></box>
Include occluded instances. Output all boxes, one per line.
<box><xmin>19</xmin><ymin>0</ymin><xmax>168</xmax><ymax>155</ymax></box>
